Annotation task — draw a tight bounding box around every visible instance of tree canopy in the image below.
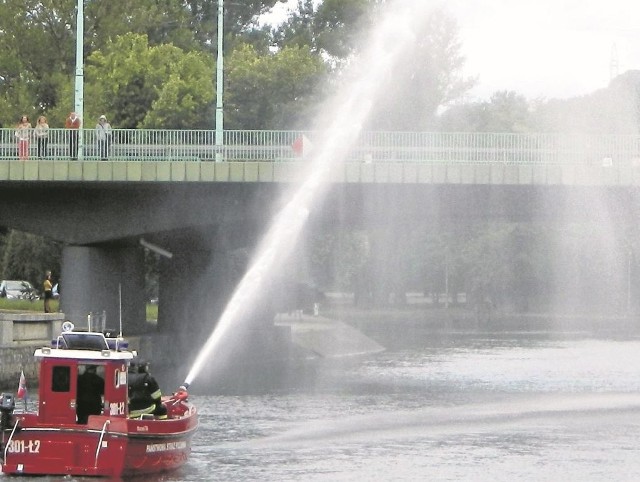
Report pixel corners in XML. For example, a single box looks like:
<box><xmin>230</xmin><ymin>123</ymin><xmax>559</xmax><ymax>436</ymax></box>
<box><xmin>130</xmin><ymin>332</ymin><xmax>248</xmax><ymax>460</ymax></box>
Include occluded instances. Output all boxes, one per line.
<box><xmin>225</xmin><ymin>43</ymin><xmax>326</xmax><ymax>129</ymax></box>
<box><xmin>84</xmin><ymin>33</ymin><xmax>215</xmax><ymax>129</ymax></box>
<box><xmin>0</xmin><ymin>0</ymin><xmax>477</xmax><ymax>130</ymax></box>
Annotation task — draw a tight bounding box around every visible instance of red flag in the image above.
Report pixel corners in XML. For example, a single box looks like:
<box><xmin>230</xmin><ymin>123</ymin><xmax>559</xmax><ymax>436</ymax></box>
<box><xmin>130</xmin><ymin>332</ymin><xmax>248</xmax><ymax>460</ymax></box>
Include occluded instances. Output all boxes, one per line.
<box><xmin>17</xmin><ymin>370</ymin><xmax>27</xmax><ymax>400</ymax></box>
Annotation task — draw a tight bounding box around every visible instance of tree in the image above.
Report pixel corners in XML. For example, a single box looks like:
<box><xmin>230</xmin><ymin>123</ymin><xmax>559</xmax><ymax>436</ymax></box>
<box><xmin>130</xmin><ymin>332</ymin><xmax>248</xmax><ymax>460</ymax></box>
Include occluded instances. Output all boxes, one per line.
<box><xmin>81</xmin><ymin>33</ymin><xmax>214</xmax><ymax>129</ymax></box>
<box><xmin>0</xmin><ymin>0</ymin><xmax>286</xmax><ymax>126</ymax></box>
<box><xmin>84</xmin><ymin>0</ymin><xmax>197</xmax><ymax>52</ymax></box>
<box><xmin>440</xmin><ymin>91</ymin><xmax>534</xmax><ymax>133</ymax></box>
<box><xmin>534</xmin><ymin>70</ymin><xmax>640</xmax><ymax>134</ymax></box>
<box><xmin>0</xmin><ymin>0</ymin><xmax>77</xmax><ymax>125</ymax></box>
<box><xmin>225</xmin><ymin>43</ymin><xmax>326</xmax><ymax>129</ymax></box>
<box><xmin>364</xmin><ymin>8</ymin><xmax>474</xmax><ymax>130</ymax></box>
<box><xmin>274</xmin><ymin>0</ymin><xmax>370</xmax><ymax>60</ymax></box>
<box><xmin>1</xmin><ymin>230</ymin><xmax>62</xmax><ymax>291</ymax></box>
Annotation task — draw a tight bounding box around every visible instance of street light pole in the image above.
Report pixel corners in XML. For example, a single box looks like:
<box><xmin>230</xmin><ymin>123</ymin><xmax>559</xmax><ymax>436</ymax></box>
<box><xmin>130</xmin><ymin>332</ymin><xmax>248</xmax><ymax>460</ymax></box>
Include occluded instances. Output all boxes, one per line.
<box><xmin>628</xmin><ymin>248</ymin><xmax>632</xmax><ymax>316</ymax></box>
<box><xmin>215</xmin><ymin>0</ymin><xmax>224</xmax><ymax>162</ymax></box>
<box><xmin>74</xmin><ymin>0</ymin><xmax>84</xmax><ymax>159</ymax></box>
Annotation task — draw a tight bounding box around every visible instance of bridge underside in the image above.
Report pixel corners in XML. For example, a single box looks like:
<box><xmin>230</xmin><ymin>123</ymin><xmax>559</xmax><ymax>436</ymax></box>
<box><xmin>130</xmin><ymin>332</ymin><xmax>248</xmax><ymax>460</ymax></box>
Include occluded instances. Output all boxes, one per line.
<box><xmin>3</xmin><ymin>182</ymin><xmax>640</xmax><ymax>324</ymax></box>
<box><xmin>2</xmin><ymin>181</ymin><xmax>640</xmax><ymax>387</ymax></box>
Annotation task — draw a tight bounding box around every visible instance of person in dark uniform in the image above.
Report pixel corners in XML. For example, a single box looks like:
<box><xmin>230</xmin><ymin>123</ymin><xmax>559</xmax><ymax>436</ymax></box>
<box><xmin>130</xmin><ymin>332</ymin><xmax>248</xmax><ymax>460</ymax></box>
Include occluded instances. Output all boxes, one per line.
<box><xmin>76</xmin><ymin>365</ymin><xmax>104</xmax><ymax>424</ymax></box>
<box><xmin>128</xmin><ymin>360</ymin><xmax>167</xmax><ymax>419</ymax></box>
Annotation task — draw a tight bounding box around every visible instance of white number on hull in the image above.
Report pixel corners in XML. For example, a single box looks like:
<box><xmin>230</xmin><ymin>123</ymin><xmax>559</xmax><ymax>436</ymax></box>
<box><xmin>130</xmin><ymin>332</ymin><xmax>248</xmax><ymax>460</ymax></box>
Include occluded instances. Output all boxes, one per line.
<box><xmin>7</xmin><ymin>440</ymin><xmax>40</xmax><ymax>453</ymax></box>
<box><xmin>110</xmin><ymin>401</ymin><xmax>126</xmax><ymax>415</ymax></box>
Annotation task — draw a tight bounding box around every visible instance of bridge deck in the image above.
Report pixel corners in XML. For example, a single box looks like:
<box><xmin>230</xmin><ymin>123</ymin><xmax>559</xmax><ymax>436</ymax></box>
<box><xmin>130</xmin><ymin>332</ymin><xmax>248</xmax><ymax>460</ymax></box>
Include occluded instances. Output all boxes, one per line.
<box><xmin>0</xmin><ymin>158</ymin><xmax>638</xmax><ymax>186</ymax></box>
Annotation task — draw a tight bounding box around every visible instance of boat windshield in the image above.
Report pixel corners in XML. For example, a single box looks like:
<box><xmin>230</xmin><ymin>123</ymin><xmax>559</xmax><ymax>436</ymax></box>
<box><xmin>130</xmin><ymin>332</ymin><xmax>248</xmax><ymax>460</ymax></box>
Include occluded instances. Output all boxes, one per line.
<box><xmin>61</xmin><ymin>333</ymin><xmax>109</xmax><ymax>351</ymax></box>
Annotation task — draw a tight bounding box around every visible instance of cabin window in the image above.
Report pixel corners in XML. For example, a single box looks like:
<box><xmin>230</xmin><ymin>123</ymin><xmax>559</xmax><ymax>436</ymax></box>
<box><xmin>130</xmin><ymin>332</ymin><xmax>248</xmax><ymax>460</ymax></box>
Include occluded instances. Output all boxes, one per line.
<box><xmin>52</xmin><ymin>366</ymin><xmax>71</xmax><ymax>392</ymax></box>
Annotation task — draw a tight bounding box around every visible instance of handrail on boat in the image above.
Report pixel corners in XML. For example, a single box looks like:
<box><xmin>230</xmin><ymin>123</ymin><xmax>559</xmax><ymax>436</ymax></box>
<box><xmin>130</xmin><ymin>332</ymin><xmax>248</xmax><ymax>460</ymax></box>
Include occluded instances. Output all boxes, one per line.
<box><xmin>94</xmin><ymin>419</ymin><xmax>110</xmax><ymax>468</ymax></box>
<box><xmin>3</xmin><ymin>417</ymin><xmax>21</xmax><ymax>464</ymax></box>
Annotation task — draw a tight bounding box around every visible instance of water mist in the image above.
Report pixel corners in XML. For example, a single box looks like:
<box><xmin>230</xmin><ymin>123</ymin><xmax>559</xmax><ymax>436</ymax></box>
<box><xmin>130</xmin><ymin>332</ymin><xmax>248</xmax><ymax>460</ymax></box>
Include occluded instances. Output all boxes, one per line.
<box><xmin>184</xmin><ymin>0</ymin><xmax>434</xmax><ymax>388</ymax></box>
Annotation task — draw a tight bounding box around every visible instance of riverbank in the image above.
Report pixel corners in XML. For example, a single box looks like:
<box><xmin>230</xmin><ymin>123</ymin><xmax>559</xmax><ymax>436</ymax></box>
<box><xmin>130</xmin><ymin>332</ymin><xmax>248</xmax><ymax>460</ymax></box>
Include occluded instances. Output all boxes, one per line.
<box><xmin>320</xmin><ymin>303</ymin><xmax>640</xmax><ymax>336</ymax></box>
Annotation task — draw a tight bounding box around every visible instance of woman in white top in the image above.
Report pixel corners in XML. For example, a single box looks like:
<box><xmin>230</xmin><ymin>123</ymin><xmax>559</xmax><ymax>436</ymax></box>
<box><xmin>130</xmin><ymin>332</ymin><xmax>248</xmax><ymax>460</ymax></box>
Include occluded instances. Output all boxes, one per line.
<box><xmin>95</xmin><ymin>115</ymin><xmax>112</xmax><ymax>160</ymax></box>
<box><xmin>34</xmin><ymin>115</ymin><xmax>49</xmax><ymax>159</ymax></box>
<box><xmin>15</xmin><ymin>115</ymin><xmax>31</xmax><ymax>160</ymax></box>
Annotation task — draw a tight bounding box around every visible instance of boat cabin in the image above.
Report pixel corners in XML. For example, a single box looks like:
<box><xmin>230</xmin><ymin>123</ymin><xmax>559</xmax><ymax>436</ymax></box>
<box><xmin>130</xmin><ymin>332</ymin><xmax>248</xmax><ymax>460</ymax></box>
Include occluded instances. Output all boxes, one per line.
<box><xmin>35</xmin><ymin>331</ymin><xmax>135</xmax><ymax>425</ymax></box>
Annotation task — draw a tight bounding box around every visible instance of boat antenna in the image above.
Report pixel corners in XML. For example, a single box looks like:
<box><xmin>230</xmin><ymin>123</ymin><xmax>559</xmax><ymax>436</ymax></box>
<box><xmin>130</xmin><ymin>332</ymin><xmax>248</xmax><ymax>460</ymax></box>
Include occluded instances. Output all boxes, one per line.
<box><xmin>118</xmin><ymin>283</ymin><xmax>123</xmax><ymax>337</ymax></box>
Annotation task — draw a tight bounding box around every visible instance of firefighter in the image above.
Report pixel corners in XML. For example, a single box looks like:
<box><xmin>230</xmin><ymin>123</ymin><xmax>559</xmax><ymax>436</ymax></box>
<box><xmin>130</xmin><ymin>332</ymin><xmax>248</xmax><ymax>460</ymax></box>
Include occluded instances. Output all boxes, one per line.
<box><xmin>128</xmin><ymin>359</ymin><xmax>167</xmax><ymax>419</ymax></box>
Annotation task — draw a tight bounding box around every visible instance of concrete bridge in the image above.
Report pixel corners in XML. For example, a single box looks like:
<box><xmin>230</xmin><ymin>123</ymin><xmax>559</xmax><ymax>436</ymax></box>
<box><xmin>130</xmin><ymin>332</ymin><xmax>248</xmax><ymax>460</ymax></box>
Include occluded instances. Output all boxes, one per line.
<box><xmin>2</xmin><ymin>129</ymin><xmax>640</xmax><ymax>385</ymax></box>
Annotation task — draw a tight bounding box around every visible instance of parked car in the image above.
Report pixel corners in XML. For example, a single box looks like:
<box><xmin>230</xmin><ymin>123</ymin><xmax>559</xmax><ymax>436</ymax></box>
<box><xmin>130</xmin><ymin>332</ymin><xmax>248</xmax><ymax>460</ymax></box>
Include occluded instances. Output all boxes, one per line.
<box><xmin>0</xmin><ymin>280</ymin><xmax>40</xmax><ymax>301</ymax></box>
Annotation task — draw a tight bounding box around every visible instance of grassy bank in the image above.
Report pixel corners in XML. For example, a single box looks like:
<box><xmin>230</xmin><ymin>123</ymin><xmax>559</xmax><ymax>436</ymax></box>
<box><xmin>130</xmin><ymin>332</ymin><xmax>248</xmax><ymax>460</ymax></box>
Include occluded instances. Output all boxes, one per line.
<box><xmin>0</xmin><ymin>298</ymin><xmax>58</xmax><ymax>313</ymax></box>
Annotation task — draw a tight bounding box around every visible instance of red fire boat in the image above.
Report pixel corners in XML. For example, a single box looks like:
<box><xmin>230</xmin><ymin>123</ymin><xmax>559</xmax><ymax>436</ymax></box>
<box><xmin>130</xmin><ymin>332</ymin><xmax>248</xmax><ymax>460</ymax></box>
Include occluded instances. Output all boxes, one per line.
<box><xmin>0</xmin><ymin>322</ymin><xmax>198</xmax><ymax>477</ymax></box>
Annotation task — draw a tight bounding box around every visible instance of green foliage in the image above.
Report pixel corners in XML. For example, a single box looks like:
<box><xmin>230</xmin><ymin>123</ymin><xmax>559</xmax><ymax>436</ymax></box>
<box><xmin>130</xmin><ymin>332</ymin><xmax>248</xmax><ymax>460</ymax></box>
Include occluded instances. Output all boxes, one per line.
<box><xmin>306</xmin><ymin>219</ymin><xmax>640</xmax><ymax>313</ymax></box>
<box><xmin>440</xmin><ymin>91</ymin><xmax>535</xmax><ymax>133</ymax></box>
<box><xmin>0</xmin><ymin>0</ymin><xmax>76</xmax><ymax>125</ymax></box>
<box><xmin>85</xmin><ymin>0</ymin><xmax>197</xmax><ymax>52</ymax></box>
<box><xmin>182</xmin><ymin>0</ymin><xmax>281</xmax><ymax>51</ymax></box>
<box><xmin>310</xmin><ymin>230</ymin><xmax>371</xmax><ymax>292</ymax></box>
<box><xmin>365</xmin><ymin>8</ymin><xmax>475</xmax><ymax>130</ymax></box>
<box><xmin>0</xmin><ymin>230</ymin><xmax>62</xmax><ymax>291</ymax></box>
<box><xmin>274</xmin><ymin>0</ymin><xmax>370</xmax><ymax>60</ymax></box>
<box><xmin>0</xmin><ymin>0</ymin><xmax>292</xmax><ymax>127</ymax></box>
<box><xmin>84</xmin><ymin>34</ymin><xmax>214</xmax><ymax>128</ymax></box>
<box><xmin>226</xmin><ymin>43</ymin><xmax>326</xmax><ymax>129</ymax></box>
<box><xmin>314</xmin><ymin>0</ymin><xmax>371</xmax><ymax>59</ymax></box>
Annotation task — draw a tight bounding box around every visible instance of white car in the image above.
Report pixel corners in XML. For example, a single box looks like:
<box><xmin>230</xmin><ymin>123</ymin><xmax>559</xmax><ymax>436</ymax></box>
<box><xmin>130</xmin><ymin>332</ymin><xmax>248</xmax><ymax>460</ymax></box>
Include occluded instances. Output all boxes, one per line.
<box><xmin>0</xmin><ymin>280</ymin><xmax>40</xmax><ymax>300</ymax></box>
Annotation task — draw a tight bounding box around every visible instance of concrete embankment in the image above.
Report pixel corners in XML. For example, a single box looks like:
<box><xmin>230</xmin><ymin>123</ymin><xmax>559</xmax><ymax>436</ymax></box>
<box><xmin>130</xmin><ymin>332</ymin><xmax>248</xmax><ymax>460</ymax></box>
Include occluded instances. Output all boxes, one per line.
<box><xmin>274</xmin><ymin>313</ymin><xmax>385</xmax><ymax>357</ymax></box>
<box><xmin>0</xmin><ymin>312</ymin><xmax>65</xmax><ymax>388</ymax></box>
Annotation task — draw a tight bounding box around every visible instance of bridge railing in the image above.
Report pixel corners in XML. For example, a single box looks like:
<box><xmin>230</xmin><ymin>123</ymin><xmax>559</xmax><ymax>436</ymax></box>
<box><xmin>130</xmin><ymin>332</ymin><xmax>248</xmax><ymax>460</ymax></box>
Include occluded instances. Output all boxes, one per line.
<box><xmin>1</xmin><ymin>128</ymin><xmax>639</xmax><ymax>165</ymax></box>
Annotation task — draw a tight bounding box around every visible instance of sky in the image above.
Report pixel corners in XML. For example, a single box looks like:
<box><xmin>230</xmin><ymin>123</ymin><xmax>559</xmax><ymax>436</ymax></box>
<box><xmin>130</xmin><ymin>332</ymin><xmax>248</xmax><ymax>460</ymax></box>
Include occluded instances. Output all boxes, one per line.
<box><xmin>263</xmin><ymin>0</ymin><xmax>640</xmax><ymax>101</ymax></box>
<box><xmin>445</xmin><ymin>0</ymin><xmax>640</xmax><ymax>101</ymax></box>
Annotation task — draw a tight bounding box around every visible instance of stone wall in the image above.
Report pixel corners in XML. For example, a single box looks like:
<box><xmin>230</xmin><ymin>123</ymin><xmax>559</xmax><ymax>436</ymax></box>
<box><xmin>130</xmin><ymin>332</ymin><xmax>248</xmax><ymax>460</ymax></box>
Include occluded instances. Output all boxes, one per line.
<box><xmin>0</xmin><ymin>344</ymin><xmax>41</xmax><ymax>389</ymax></box>
<box><xmin>0</xmin><ymin>313</ymin><xmax>65</xmax><ymax>346</ymax></box>
<box><xmin>0</xmin><ymin>313</ymin><xmax>65</xmax><ymax>390</ymax></box>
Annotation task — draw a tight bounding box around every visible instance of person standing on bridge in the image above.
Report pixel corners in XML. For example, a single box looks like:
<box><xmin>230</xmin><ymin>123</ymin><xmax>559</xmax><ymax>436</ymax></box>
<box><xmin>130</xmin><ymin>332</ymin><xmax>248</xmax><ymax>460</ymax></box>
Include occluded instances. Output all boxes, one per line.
<box><xmin>34</xmin><ymin>115</ymin><xmax>49</xmax><ymax>159</ymax></box>
<box><xmin>15</xmin><ymin>115</ymin><xmax>31</xmax><ymax>160</ymax></box>
<box><xmin>95</xmin><ymin>115</ymin><xmax>112</xmax><ymax>160</ymax></box>
<box><xmin>65</xmin><ymin>112</ymin><xmax>81</xmax><ymax>159</ymax></box>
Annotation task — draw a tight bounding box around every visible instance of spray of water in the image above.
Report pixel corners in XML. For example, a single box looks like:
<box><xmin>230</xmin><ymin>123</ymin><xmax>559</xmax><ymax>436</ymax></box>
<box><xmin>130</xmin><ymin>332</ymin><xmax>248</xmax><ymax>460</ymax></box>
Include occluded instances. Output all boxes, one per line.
<box><xmin>184</xmin><ymin>0</ymin><xmax>433</xmax><ymax>387</ymax></box>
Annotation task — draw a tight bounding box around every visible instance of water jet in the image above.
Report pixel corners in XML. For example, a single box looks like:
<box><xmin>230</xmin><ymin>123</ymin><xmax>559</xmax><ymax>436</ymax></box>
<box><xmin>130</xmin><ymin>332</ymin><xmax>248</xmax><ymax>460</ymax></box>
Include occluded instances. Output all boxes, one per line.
<box><xmin>182</xmin><ymin>0</ymin><xmax>436</xmax><ymax>390</ymax></box>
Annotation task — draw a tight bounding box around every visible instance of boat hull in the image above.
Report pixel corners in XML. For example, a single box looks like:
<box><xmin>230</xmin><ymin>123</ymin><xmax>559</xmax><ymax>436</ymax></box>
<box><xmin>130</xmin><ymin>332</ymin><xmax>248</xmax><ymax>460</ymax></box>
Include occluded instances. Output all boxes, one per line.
<box><xmin>2</xmin><ymin>411</ymin><xmax>198</xmax><ymax>477</ymax></box>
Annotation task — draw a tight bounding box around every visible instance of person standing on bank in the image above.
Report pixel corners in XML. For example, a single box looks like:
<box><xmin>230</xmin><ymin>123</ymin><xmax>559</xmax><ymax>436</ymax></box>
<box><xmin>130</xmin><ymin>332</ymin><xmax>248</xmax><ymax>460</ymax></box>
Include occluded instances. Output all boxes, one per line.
<box><xmin>43</xmin><ymin>270</ymin><xmax>53</xmax><ymax>313</ymax></box>
<box><xmin>34</xmin><ymin>115</ymin><xmax>49</xmax><ymax>159</ymax></box>
<box><xmin>95</xmin><ymin>115</ymin><xmax>112</xmax><ymax>160</ymax></box>
<box><xmin>15</xmin><ymin>115</ymin><xmax>31</xmax><ymax>160</ymax></box>
<box><xmin>65</xmin><ymin>111</ymin><xmax>81</xmax><ymax>159</ymax></box>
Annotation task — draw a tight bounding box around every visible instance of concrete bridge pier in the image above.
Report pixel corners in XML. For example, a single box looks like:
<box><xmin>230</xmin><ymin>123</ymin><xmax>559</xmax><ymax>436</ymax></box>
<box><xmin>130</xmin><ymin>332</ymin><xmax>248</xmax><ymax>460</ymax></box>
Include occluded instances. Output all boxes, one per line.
<box><xmin>157</xmin><ymin>243</ymin><xmax>230</xmax><ymax>336</ymax></box>
<box><xmin>151</xmin><ymin>232</ymin><xmax>297</xmax><ymax>392</ymax></box>
<box><xmin>60</xmin><ymin>245</ymin><xmax>147</xmax><ymax>333</ymax></box>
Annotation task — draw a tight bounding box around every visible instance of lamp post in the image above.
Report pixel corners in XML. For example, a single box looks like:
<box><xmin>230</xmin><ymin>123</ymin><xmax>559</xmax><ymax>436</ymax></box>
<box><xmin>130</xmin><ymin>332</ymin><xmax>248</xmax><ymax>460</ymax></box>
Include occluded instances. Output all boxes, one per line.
<box><xmin>74</xmin><ymin>0</ymin><xmax>84</xmax><ymax>159</ymax></box>
<box><xmin>627</xmin><ymin>248</ymin><xmax>632</xmax><ymax>316</ymax></box>
<box><xmin>215</xmin><ymin>0</ymin><xmax>224</xmax><ymax>162</ymax></box>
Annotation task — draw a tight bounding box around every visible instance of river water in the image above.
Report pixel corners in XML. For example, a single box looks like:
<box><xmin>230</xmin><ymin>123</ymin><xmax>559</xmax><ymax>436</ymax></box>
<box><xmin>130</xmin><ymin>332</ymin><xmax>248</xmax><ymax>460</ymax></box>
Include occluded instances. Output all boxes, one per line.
<box><xmin>7</xmin><ymin>324</ymin><xmax>640</xmax><ymax>481</ymax></box>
